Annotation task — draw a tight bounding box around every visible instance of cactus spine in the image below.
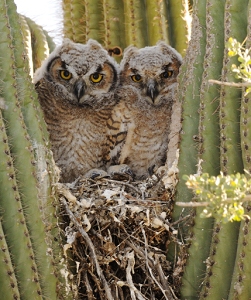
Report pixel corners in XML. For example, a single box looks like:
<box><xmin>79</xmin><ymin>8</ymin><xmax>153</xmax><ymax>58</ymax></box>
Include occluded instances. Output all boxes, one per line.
<box><xmin>0</xmin><ymin>0</ymin><xmax>71</xmax><ymax>298</ymax></box>
<box><xmin>173</xmin><ymin>0</ymin><xmax>251</xmax><ymax>299</ymax></box>
<box><xmin>62</xmin><ymin>0</ymin><xmax>190</xmax><ymax>52</ymax></box>
<box><xmin>228</xmin><ymin>7</ymin><xmax>251</xmax><ymax>299</ymax></box>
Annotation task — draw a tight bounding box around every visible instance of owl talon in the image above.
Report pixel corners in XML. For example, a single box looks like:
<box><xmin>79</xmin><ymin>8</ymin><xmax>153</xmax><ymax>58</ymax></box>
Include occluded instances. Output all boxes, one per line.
<box><xmin>107</xmin><ymin>164</ymin><xmax>135</xmax><ymax>180</ymax></box>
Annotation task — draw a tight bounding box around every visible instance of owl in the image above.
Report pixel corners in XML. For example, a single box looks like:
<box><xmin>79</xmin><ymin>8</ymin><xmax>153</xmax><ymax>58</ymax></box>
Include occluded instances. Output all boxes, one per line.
<box><xmin>34</xmin><ymin>38</ymin><xmax>119</xmax><ymax>183</ymax></box>
<box><xmin>108</xmin><ymin>41</ymin><xmax>182</xmax><ymax>180</ymax></box>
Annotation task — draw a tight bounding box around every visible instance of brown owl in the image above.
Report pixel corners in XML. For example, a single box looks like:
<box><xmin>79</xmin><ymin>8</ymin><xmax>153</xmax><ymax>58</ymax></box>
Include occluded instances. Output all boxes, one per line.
<box><xmin>108</xmin><ymin>41</ymin><xmax>182</xmax><ymax>180</ymax></box>
<box><xmin>34</xmin><ymin>39</ymin><xmax>119</xmax><ymax>182</ymax></box>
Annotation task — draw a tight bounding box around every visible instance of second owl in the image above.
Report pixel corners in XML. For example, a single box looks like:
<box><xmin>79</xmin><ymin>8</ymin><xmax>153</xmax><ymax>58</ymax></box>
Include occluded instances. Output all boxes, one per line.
<box><xmin>109</xmin><ymin>41</ymin><xmax>182</xmax><ymax>179</ymax></box>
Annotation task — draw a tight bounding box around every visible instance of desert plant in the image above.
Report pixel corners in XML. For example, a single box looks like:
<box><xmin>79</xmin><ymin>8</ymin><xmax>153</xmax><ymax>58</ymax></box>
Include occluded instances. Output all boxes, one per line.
<box><xmin>62</xmin><ymin>0</ymin><xmax>191</xmax><ymax>56</ymax></box>
<box><xmin>173</xmin><ymin>0</ymin><xmax>251</xmax><ymax>299</ymax></box>
<box><xmin>0</xmin><ymin>0</ymin><xmax>73</xmax><ymax>299</ymax></box>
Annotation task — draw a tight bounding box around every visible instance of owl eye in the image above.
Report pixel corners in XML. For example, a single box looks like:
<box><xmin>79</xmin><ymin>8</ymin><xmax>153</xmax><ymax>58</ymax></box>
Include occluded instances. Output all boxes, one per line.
<box><xmin>131</xmin><ymin>74</ymin><xmax>142</xmax><ymax>82</ymax></box>
<box><xmin>60</xmin><ymin>70</ymin><xmax>72</xmax><ymax>80</ymax></box>
<box><xmin>161</xmin><ymin>70</ymin><xmax>173</xmax><ymax>78</ymax></box>
<box><xmin>90</xmin><ymin>73</ymin><xmax>103</xmax><ymax>83</ymax></box>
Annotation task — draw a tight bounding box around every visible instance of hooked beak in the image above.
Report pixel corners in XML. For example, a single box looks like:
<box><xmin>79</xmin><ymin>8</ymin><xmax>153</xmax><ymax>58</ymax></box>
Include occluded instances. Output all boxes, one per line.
<box><xmin>74</xmin><ymin>79</ymin><xmax>86</xmax><ymax>101</ymax></box>
<box><xmin>146</xmin><ymin>80</ymin><xmax>159</xmax><ymax>103</ymax></box>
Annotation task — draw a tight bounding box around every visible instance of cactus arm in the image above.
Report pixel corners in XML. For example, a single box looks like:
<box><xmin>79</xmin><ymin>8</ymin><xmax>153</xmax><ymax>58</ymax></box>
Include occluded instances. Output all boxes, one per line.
<box><xmin>228</xmin><ymin>206</ymin><xmax>251</xmax><ymax>300</ymax></box>
<box><xmin>18</xmin><ymin>14</ymin><xmax>34</xmax><ymax>77</ymax></box>
<box><xmin>219</xmin><ymin>0</ymin><xmax>247</xmax><ymax>175</ymax></box>
<box><xmin>24</xmin><ymin>16</ymin><xmax>50</xmax><ymax>71</ymax></box>
<box><xmin>145</xmin><ymin>0</ymin><xmax>169</xmax><ymax>45</ymax></box>
<box><xmin>72</xmin><ymin>0</ymin><xmax>85</xmax><ymax>42</ymax></box>
<box><xmin>167</xmin><ymin>0</ymin><xmax>191</xmax><ymax>56</ymax></box>
<box><xmin>84</xmin><ymin>0</ymin><xmax>104</xmax><ymax>43</ymax></box>
<box><xmin>123</xmin><ymin>0</ymin><xmax>148</xmax><ymax>47</ymax></box>
<box><xmin>0</xmin><ymin>110</ymin><xmax>43</xmax><ymax>299</ymax></box>
<box><xmin>42</xmin><ymin>28</ymin><xmax>56</xmax><ymax>53</ymax></box>
<box><xmin>62</xmin><ymin>0</ymin><xmax>74</xmax><ymax>40</ymax></box>
<box><xmin>198</xmin><ymin>1</ymin><xmax>248</xmax><ymax>299</ymax></box>
<box><xmin>228</xmin><ymin>3</ymin><xmax>251</xmax><ymax>299</ymax></box>
<box><xmin>0</xmin><ymin>220</ymin><xmax>21</xmax><ymax>300</ymax></box>
<box><xmin>0</xmin><ymin>0</ymin><xmax>61</xmax><ymax>298</ymax></box>
<box><xmin>198</xmin><ymin>0</ymin><xmax>224</xmax><ymax>175</ymax></box>
<box><xmin>240</xmin><ymin>3</ymin><xmax>251</xmax><ymax>173</ymax></box>
<box><xmin>180</xmin><ymin>214</ymin><xmax>214</xmax><ymax>300</ymax></box>
<box><xmin>199</xmin><ymin>221</ymin><xmax>240</xmax><ymax>299</ymax></box>
<box><xmin>172</xmin><ymin>0</ymin><xmax>207</xmax><ymax>222</ymax></box>
<box><xmin>102</xmin><ymin>0</ymin><xmax>125</xmax><ymax>49</ymax></box>
<box><xmin>63</xmin><ymin>0</ymin><xmax>85</xmax><ymax>42</ymax></box>
<box><xmin>180</xmin><ymin>2</ymin><xmax>225</xmax><ymax>298</ymax></box>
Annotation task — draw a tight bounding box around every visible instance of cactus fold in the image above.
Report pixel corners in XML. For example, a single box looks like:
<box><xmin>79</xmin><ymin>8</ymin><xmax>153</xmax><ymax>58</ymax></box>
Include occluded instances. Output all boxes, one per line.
<box><xmin>0</xmin><ymin>0</ymin><xmax>71</xmax><ymax>298</ymax></box>
<box><xmin>62</xmin><ymin>0</ymin><xmax>191</xmax><ymax>52</ymax></box>
<box><xmin>173</xmin><ymin>0</ymin><xmax>251</xmax><ymax>299</ymax></box>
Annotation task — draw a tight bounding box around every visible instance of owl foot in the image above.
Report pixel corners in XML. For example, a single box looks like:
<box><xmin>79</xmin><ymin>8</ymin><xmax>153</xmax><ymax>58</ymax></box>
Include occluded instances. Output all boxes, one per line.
<box><xmin>84</xmin><ymin>169</ymin><xmax>109</xmax><ymax>180</ymax></box>
<box><xmin>107</xmin><ymin>164</ymin><xmax>135</xmax><ymax>181</ymax></box>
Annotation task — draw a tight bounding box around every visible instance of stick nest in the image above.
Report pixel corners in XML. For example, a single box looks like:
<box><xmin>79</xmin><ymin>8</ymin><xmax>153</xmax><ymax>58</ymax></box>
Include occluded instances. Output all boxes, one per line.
<box><xmin>57</xmin><ymin>162</ymin><xmax>187</xmax><ymax>300</ymax></box>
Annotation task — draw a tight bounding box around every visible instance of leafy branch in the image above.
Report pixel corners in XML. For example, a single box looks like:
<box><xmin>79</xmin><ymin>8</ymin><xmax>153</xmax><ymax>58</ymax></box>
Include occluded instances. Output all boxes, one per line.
<box><xmin>209</xmin><ymin>37</ymin><xmax>251</xmax><ymax>95</ymax></box>
<box><xmin>176</xmin><ymin>172</ymin><xmax>251</xmax><ymax>223</ymax></box>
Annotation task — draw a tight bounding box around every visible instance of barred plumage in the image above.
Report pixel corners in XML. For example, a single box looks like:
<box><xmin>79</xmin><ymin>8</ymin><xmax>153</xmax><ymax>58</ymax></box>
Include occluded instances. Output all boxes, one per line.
<box><xmin>34</xmin><ymin>39</ymin><xmax>119</xmax><ymax>182</ymax></box>
<box><xmin>110</xmin><ymin>42</ymin><xmax>182</xmax><ymax>179</ymax></box>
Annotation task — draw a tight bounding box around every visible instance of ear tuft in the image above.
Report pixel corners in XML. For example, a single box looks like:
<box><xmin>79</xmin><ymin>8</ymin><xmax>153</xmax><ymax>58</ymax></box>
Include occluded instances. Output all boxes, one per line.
<box><xmin>87</xmin><ymin>39</ymin><xmax>103</xmax><ymax>51</ymax></box>
<box><xmin>157</xmin><ymin>41</ymin><xmax>183</xmax><ymax>64</ymax></box>
<box><xmin>121</xmin><ymin>45</ymin><xmax>139</xmax><ymax>66</ymax></box>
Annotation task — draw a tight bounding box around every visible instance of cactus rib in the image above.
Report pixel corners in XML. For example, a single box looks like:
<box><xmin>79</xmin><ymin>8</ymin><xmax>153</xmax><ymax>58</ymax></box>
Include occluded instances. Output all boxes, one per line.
<box><xmin>167</xmin><ymin>0</ymin><xmax>191</xmax><ymax>56</ymax></box>
<box><xmin>145</xmin><ymin>0</ymin><xmax>169</xmax><ymax>45</ymax></box>
<box><xmin>172</xmin><ymin>0</ymin><xmax>207</xmax><ymax>224</ymax></box>
<box><xmin>0</xmin><ymin>0</ymin><xmax>59</xmax><ymax>298</ymax></box>
<box><xmin>0</xmin><ymin>220</ymin><xmax>21</xmax><ymax>300</ymax></box>
<box><xmin>25</xmin><ymin>16</ymin><xmax>50</xmax><ymax>72</ymax></box>
<box><xmin>123</xmin><ymin>0</ymin><xmax>148</xmax><ymax>47</ymax></box>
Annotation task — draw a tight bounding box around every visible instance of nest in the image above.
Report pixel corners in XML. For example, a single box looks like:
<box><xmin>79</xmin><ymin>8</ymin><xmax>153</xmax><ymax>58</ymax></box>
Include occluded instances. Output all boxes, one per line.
<box><xmin>57</xmin><ymin>160</ymin><xmax>187</xmax><ymax>300</ymax></box>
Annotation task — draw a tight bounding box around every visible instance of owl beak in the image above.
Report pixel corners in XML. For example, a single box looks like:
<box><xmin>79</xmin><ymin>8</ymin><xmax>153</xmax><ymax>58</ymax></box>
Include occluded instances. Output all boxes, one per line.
<box><xmin>146</xmin><ymin>81</ymin><xmax>159</xmax><ymax>103</ymax></box>
<box><xmin>74</xmin><ymin>80</ymin><xmax>86</xmax><ymax>101</ymax></box>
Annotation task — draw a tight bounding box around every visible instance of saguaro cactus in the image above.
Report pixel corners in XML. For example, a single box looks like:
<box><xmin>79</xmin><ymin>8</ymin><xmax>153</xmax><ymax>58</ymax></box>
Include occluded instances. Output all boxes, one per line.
<box><xmin>0</xmin><ymin>0</ymin><xmax>72</xmax><ymax>299</ymax></box>
<box><xmin>62</xmin><ymin>0</ymin><xmax>191</xmax><ymax>56</ymax></box>
<box><xmin>173</xmin><ymin>0</ymin><xmax>251</xmax><ymax>299</ymax></box>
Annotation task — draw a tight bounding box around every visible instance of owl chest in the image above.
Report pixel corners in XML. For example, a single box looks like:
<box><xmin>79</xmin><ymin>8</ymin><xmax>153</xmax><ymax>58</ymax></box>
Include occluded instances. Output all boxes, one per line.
<box><xmin>50</xmin><ymin>118</ymin><xmax>107</xmax><ymax>166</ymax></box>
<box><xmin>119</xmin><ymin>107</ymin><xmax>170</xmax><ymax>177</ymax></box>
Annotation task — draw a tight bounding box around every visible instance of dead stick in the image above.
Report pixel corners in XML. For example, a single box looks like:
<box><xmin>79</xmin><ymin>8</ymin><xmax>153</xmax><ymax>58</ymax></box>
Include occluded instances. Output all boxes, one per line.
<box><xmin>101</xmin><ymin>178</ymin><xmax>142</xmax><ymax>195</ymax></box>
<box><xmin>61</xmin><ymin>197</ymin><xmax>114</xmax><ymax>300</ymax></box>
<box><xmin>141</xmin><ymin>225</ymin><xmax>170</xmax><ymax>300</ymax></box>
<box><xmin>209</xmin><ymin>79</ymin><xmax>251</xmax><ymax>87</ymax></box>
<box><xmin>155</xmin><ymin>256</ymin><xmax>177</xmax><ymax>300</ymax></box>
<box><xmin>176</xmin><ymin>195</ymin><xmax>251</xmax><ymax>207</ymax></box>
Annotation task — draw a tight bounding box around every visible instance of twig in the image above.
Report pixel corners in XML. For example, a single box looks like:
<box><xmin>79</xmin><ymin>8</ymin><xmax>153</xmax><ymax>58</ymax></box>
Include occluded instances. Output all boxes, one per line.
<box><xmin>83</xmin><ymin>271</ymin><xmax>95</xmax><ymax>300</ymax></box>
<box><xmin>209</xmin><ymin>79</ymin><xmax>251</xmax><ymax>88</ymax></box>
<box><xmin>125</xmin><ymin>240</ymin><xmax>155</xmax><ymax>270</ymax></box>
<box><xmin>88</xmin><ymin>269</ymin><xmax>106</xmax><ymax>300</ymax></box>
<box><xmin>101</xmin><ymin>178</ymin><xmax>142</xmax><ymax>195</ymax></box>
<box><xmin>125</xmin><ymin>251</ymin><xmax>146</xmax><ymax>300</ymax></box>
<box><xmin>61</xmin><ymin>197</ymin><xmax>114</xmax><ymax>300</ymax></box>
<box><xmin>141</xmin><ymin>225</ymin><xmax>171</xmax><ymax>300</ymax></box>
<box><xmin>176</xmin><ymin>195</ymin><xmax>251</xmax><ymax>207</ymax></box>
<box><xmin>170</xmin><ymin>214</ymin><xmax>191</xmax><ymax>227</ymax></box>
<box><xmin>155</xmin><ymin>255</ymin><xmax>177</xmax><ymax>300</ymax></box>
<box><xmin>176</xmin><ymin>201</ymin><xmax>210</xmax><ymax>207</ymax></box>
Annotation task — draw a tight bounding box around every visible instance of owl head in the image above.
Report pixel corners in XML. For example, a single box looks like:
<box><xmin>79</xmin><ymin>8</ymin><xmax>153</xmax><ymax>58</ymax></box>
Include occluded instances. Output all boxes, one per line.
<box><xmin>34</xmin><ymin>39</ymin><xmax>119</xmax><ymax>108</ymax></box>
<box><xmin>120</xmin><ymin>41</ymin><xmax>182</xmax><ymax>106</ymax></box>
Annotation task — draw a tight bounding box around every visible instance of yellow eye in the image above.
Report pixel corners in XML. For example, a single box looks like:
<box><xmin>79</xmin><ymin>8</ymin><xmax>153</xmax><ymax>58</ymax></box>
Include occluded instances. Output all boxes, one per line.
<box><xmin>60</xmin><ymin>70</ymin><xmax>72</xmax><ymax>80</ymax></box>
<box><xmin>131</xmin><ymin>74</ymin><xmax>142</xmax><ymax>82</ymax></box>
<box><xmin>161</xmin><ymin>70</ymin><xmax>173</xmax><ymax>78</ymax></box>
<box><xmin>90</xmin><ymin>73</ymin><xmax>103</xmax><ymax>83</ymax></box>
